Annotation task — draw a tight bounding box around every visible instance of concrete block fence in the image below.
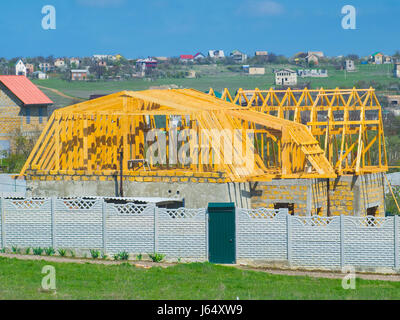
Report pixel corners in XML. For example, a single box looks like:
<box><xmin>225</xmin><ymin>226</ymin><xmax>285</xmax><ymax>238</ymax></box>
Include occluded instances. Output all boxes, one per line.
<box><xmin>0</xmin><ymin>197</ymin><xmax>399</xmax><ymax>271</ymax></box>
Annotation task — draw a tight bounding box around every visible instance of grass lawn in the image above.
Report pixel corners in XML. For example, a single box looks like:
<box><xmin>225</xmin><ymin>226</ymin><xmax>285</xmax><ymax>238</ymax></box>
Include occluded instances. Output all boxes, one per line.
<box><xmin>1</xmin><ymin>257</ymin><xmax>400</xmax><ymax>300</ymax></box>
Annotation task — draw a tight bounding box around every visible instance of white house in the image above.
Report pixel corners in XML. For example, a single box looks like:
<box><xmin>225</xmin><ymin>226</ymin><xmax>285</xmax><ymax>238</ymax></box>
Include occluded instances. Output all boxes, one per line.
<box><xmin>208</xmin><ymin>50</ymin><xmax>225</xmax><ymax>59</ymax></box>
<box><xmin>15</xmin><ymin>60</ymin><xmax>27</xmax><ymax>76</ymax></box>
<box><xmin>70</xmin><ymin>58</ymin><xmax>81</xmax><ymax>68</ymax></box>
<box><xmin>345</xmin><ymin>60</ymin><xmax>356</xmax><ymax>72</ymax></box>
<box><xmin>32</xmin><ymin>71</ymin><xmax>48</xmax><ymax>80</ymax></box>
<box><xmin>274</xmin><ymin>69</ymin><xmax>297</xmax><ymax>86</ymax></box>
<box><xmin>54</xmin><ymin>58</ymin><xmax>65</xmax><ymax>68</ymax></box>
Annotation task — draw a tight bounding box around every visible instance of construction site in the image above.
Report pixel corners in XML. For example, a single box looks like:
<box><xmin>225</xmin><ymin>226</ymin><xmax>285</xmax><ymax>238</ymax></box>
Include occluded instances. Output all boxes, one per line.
<box><xmin>19</xmin><ymin>87</ymin><xmax>388</xmax><ymax>217</ymax></box>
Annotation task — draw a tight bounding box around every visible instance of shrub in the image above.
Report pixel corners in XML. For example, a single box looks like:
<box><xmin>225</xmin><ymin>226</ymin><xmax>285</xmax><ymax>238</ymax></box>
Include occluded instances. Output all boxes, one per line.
<box><xmin>44</xmin><ymin>247</ymin><xmax>55</xmax><ymax>256</ymax></box>
<box><xmin>113</xmin><ymin>253</ymin><xmax>120</xmax><ymax>261</ymax></box>
<box><xmin>57</xmin><ymin>248</ymin><xmax>67</xmax><ymax>257</ymax></box>
<box><xmin>33</xmin><ymin>247</ymin><xmax>43</xmax><ymax>255</ymax></box>
<box><xmin>136</xmin><ymin>253</ymin><xmax>142</xmax><ymax>261</ymax></box>
<box><xmin>12</xmin><ymin>246</ymin><xmax>21</xmax><ymax>254</ymax></box>
<box><xmin>69</xmin><ymin>249</ymin><xmax>76</xmax><ymax>258</ymax></box>
<box><xmin>0</xmin><ymin>248</ymin><xmax>6</xmax><ymax>253</ymax></box>
<box><xmin>101</xmin><ymin>252</ymin><xmax>108</xmax><ymax>260</ymax></box>
<box><xmin>25</xmin><ymin>247</ymin><xmax>31</xmax><ymax>255</ymax></box>
<box><xmin>90</xmin><ymin>249</ymin><xmax>100</xmax><ymax>259</ymax></box>
<box><xmin>148</xmin><ymin>253</ymin><xmax>165</xmax><ymax>263</ymax></box>
<box><xmin>119</xmin><ymin>251</ymin><xmax>129</xmax><ymax>261</ymax></box>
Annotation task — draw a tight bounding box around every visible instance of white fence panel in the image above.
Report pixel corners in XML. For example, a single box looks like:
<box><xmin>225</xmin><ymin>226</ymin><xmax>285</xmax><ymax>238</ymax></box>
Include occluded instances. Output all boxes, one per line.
<box><xmin>291</xmin><ymin>216</ymin><xmax>341</xmax><ymax>268</ymax></box>
<box><xmin>106</xmin><ymin>203</ymin><xmax>155</xmax><ymax>254</ymax></box>
<box><xmin>3</xmin><ymin>198</ymin><xmax>52</xmax><ymax>248</ymax></box>
<box><xmin>54</xmin><ymin>198</ymin><xmax>103</xmax><ymax>249</ymax></box>
<box><xmin>157</xmin><ymin>208</ymin><xmax>207</xmax><ymax>260</ymax></box>
<box><xmin>237</xmin><ymin>208</ymin><xmax>288</xmax><ymax>261</ymax></box>
<box><xmin>344</xmin><ymin>216</ymin><xmax>395</xmax><ymax>268</ymax></box>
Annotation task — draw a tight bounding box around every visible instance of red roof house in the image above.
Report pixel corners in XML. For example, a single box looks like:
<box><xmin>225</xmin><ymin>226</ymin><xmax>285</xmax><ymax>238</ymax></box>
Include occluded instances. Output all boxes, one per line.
<box><xmin>180</xmin><ymin>55</ymin><xmax>194</xmax><ymax>62</ymax></box>
<box><xmin>0</xmin><ymin>76</ymin><xmax>53</xmax><ymax>151</ymax></box>
<box><xmin>0</xmin><ymin>75</ymin><xmax>53</xmax><ymax>105</ymax></box>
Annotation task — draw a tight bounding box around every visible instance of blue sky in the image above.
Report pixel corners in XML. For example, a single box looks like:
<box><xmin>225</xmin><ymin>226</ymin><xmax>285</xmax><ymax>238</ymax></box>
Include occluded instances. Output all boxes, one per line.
<box><xmin>1</xmin><ymin>0</ymin><xmax>399</xmax><ymax>59</ymax></box>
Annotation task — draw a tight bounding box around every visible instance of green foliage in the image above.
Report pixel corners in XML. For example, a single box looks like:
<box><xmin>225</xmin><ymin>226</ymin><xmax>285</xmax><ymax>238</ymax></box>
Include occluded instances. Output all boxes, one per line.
<box><xmin>32</xmin><ymin>247</ymin><xmax>43</xmax><ymax>256</ymax></box>
<box><xmin>69</xmin><ymin>249</ymin><xmax>76</xmax><ymax>258</ymax></box>
<box><xmin>57</xmin><ymin>249</ymin><xmax>67</xmax><ymax>257</ymax></box>
<box><xmin>44</xmin><ymin>247</ymin><xmax>55</xmax><ymax>256</ymax></box>
<box><xmin>0</xmin><ymin>248</ymin><xmax>6</xmax><ymax>253</ymax></box>
<box><xmin>385</xmin><ymin>186</ymin><xmax>400</xmax><ymax>215</ymax></box>
<box><xmin>148</xmin><ymin>253</ymin><xmax>165</xmax><ymax>263</ymax></box>
<box><xmin>11</xmin><ymin>246</ymin><xmax>21</xmax><ymax>254</ymax></box>
<box><xmin>90</xmin><ymin>249</ymin><xmax>100</xmax><ymax>259</ymax></box>
<box><xmin>101</xmin><ymin>252</ymin><xmax>108</xmax><ymax>260</ymax></box>
<box><xmin>118</xmin><ymin>251</ymin><xmax>129</xmax><ymax>261</ymax></box>
<box><xmin>25</xmin><ymin>247</ymin><xmax>31</xmax><ymax>255</ymax></box>
<box><xmin>136</xmin><ymin>253</ymin><xmax>143</xmax><ymax>261</ymax></box>
<box><xmin>113</xmin><ymin>253</ymin><xmax>120</xmax><ymax>261</ymax></box>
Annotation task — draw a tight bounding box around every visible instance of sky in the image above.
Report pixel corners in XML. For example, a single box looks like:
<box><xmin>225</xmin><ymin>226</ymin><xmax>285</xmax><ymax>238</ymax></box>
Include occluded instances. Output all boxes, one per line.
<box><xmin>1</xmin><ymin>0</ymin><xmax>399</xmax><ymax>59</ymax></box>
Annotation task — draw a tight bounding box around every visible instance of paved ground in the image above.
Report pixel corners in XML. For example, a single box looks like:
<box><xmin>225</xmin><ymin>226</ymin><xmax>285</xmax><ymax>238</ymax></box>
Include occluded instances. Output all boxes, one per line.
<box><xmin>2</xmin><ymin>253</ymin><xmax>400</xmax><ymax>282</ymax></box>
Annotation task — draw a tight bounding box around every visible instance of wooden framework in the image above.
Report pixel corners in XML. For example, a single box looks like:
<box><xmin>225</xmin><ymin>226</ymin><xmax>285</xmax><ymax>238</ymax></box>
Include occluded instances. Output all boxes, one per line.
<box><xmin>19</xmin><ymin>89</ymin><xmax>336</xmax><ymax>181</ymax></box>
<box><xmin>209</xmin><ymin>87</ymin><xmax>388</xmax><ymax>175</ymax></box>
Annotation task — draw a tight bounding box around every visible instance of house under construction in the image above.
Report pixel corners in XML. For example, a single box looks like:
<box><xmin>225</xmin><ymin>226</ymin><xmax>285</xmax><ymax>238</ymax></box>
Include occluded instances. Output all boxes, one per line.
<box><xmin>19</xmin><ymin>87</ymin><xmax>388</xmax><ymax>216</ymax></box>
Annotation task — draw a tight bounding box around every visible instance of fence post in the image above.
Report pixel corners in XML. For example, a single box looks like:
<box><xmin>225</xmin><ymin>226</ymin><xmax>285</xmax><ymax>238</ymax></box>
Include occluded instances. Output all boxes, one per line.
<box><xmin>286</xmin><ymin>213</ymin><xmax>291</xmax><ymax>265</ymax></box>
<box><xmin>51</xmin><ymin>197</ymin><xmax>56</xmax><ymax>249</ymax></box>
<box><xmin>0</xmin><ymin>197</ymin><xmax>4</xmax><ymax>249</ymax></box>
<box><xmin>154</xmin><ymin>205</ymin><xmax>158</xmax><ymax>253</ymax></box>
<box><xmin>205</xmin><ymin>208</ymin><xmax>209</xmax><ymax>262</ymax></box>
<box><xmin>102</xmin><ymin>199</ymin><xmax>107</xmax><ymax>254</ymax></box>
<box><xmin>340</xmin><ymin>214</ymin><xmax>345</xmax><ymax>268</ymax></box>
<box><xmin>395</xmin><ymin>215</ymin><xmax>399</xmax><ymax>269</ymax></box>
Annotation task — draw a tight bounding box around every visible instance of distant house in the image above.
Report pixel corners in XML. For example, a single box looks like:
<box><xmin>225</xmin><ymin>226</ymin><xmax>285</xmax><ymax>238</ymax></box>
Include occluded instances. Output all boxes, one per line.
<box><xmin>15</xmin><ymin>60</ymin><xmax>26</xmax><ymax>76</ymax></box>
<box><xmin>230</xmin><ymin>50</ymin><xmax>247</xmax><ymax>63</ymax></box>
<box><xmin>297</xmin><ymin>69</ymin><xmax>328</xmax><ymax>78</ymax></box>
<box><xmin>394</xmin><ymin>63</ymin><xmax>400</xmax><ymax>78</ymax></box>
<box><xmin>208</xmin><ymin>50</ymin><xmax>225</xmax><ymax>59</ymax></box>
<box><xmin>0</xmin><ymin>75</ymin><xmax>53</xmax><ymax>152</ymax></box>
<box><xmin>255</xmin><ymin>51</ymin><xmax>268</xmax><ymax>56</ymax></box>
<box><xmin>371</xmin><ymin>52</ymin><xmax>384</xmax><ymax>64</ymax></box>
<box><xmin>386</xmin><ymin>95</ymin><xmax>400</xmax><ymax>116</ymax></box>
<box><xmin>136</xmin><ymin>58</ymin><xmax>158</xmax><ymax>72</ymax></box>
<box><xmin>70</xmin><ymin>69</ymin><xmax>88</xmax><ymax>81</ymax></box>
<box><xmin>39</xmin><ymin>63</ymin><xmax>52</xmax><ymax>72</ymax></box>
<box><xmin>274</xmin><ymin>69</ymin><xmax>297</xmax><ymax>86</ymax></box>
<box><xmin>180</xmin><ymin>55</ymin><xmax>194</xmax><ymax>62</ymax></box>
<box><xmin>54</xmin><ymin>58</ymin><xmax>65</xmax><ymax>68</ymax></box>
<box><xmin>308</xmin><ymin>51</ymin><xmax>324</xmax><ymax>58</ymax></box>
<box><xmin>344</xmin><ymin>60</ymin><xmax>356</xmax><ymax>72</ymax></box>
<box><xmin>32</xmin><ymin>71</ymin><xmax>48</xmax><ymax>80</ymax></box>
<box><xmin>194</xmin><ymin>52</ymin><xmax>205</xmax><ymax>60</ymax></box>
<box><xmin>384</xmin><ymin>56</ymin><xmax>393</xmax><ymax>64</ymax></box>
<box><xmin>25</xmin><ymin>64</ymin><xmax>34</xmax><ymax>76</ymax></box>
<box><xmin>98</xmin><ymin>60</ymin><xmax>107</xmax><ymax>67</ymax></box>
<box><xmin>246</xmin><ymin>67</ymin><xmax>265</xmax><ymax>75</ymax></box>
<box><xmin>305</xmin><ymin>54</ymin><xmax>319</xmax><ymax>66</ymax></box>
<box><xmin>70</xmin><ymin>58</ymin><xmax>81</xmax><ymax>68</ymax></box>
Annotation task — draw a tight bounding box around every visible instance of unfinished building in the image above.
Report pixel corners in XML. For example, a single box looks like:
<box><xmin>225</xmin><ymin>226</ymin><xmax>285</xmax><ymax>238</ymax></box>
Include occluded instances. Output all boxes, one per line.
<box><xmin>19</xmin><ymin>87</ymin><xmax>388</xmax><ymax>216</ymax></box>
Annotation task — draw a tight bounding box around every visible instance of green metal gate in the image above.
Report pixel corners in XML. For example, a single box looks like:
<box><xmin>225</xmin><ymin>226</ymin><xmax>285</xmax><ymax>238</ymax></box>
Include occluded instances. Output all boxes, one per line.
<box><xmin>208</xmin><ymin>203</ymin><xmax>236</xmax><ymax>264</ymax></box>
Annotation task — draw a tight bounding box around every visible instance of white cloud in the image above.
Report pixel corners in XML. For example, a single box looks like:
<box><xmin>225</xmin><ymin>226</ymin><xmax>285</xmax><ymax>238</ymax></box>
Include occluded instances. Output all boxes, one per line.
<box><xmin>76</xmin><ymin>0</ymin><xmax>126</xmax><ymax>8</ymax></box>
<box><xmin>239</xmin><ymin>1</ymin><xmax>284</xmax><ymax>17</ymax></box>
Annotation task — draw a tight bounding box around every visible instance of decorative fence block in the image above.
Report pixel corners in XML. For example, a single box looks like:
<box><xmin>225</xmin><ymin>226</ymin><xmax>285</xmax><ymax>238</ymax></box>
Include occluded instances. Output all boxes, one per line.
<box><xmin>106</xmin><ymin>203</ymin><xmax>155</xmax><ymax>254</ymax></box>
<box><xmin>157</xmin><ymin>208</ymin><xmax>207</xmax><ymax>259</ymax></box>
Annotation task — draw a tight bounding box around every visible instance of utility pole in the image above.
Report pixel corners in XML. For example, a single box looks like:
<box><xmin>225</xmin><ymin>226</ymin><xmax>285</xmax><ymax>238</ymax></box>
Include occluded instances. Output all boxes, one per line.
<box><xmin>119</xmin><ymin>147</ymin><xmax>124</xmax><ymax>197</ymax></box>
<box><xmin>326</xmin><ymin>115</ymin><xmax>331</xmax><ymax>216</ymax></box>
